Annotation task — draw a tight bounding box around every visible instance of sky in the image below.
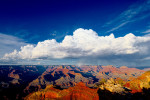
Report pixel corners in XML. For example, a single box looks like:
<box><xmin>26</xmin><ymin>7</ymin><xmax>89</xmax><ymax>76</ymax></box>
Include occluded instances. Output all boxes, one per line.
<box><xmin>0</xmin><ymin>0</ymin><xmax>150</xmax><ymax>66</ymax></box>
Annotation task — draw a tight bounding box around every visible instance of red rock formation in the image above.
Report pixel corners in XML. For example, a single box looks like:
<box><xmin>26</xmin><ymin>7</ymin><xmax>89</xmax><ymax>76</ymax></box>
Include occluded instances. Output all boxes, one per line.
<box><xmin>25</xmin><ymin>82</ymin><xmax>99</xmax><ymax>100</ymax></box>
<box><xmin>124</xmin><ymin>71</ymin><xmax>150</xmax><ymax>93</ymax></box>
<box><xmin>8</xmin><ymin>70</ymin><xmax>20</xmax><ymax>79</ymax></box>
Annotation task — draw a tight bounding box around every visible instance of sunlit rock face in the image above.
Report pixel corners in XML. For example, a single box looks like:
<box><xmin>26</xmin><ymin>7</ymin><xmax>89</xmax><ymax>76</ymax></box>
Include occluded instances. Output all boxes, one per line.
<box><xmin>99</xmin><ymin>78</ymin><xmax>125</xmax><ymax>93</ymax></box>
<box><xmin>25</xmin><ymin>82</ymin><xmax>99</xmax><ymax>100</ymax></box>
<box><xmin>124</xmin><ymin>71</ymin><xmax>150</xmax><ymax>93</ymax></box>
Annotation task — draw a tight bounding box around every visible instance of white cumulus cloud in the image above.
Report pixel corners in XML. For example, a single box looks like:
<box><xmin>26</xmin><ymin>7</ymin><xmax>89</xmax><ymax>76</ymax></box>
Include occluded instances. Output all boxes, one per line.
<box><xmin>2</xmin><ymin>28</ymin><xmax>150</xmax><ymax>64</ymax></box>
<box><xmin>0</xmin><ymin>33</ymin><xmax>28</xmax><ymax>58</ymax></box>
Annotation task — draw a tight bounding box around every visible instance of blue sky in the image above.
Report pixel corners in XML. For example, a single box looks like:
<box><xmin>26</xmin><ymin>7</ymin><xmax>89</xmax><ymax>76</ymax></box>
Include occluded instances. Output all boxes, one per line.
<box><xmin>0</xmin><ymin>0</ymin><xmax>150</xmax><ymax>66</ymax></box>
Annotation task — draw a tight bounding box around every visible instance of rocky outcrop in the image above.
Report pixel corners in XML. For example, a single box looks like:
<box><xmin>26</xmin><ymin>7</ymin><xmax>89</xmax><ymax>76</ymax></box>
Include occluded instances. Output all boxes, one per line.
<box><xmin>124</xmin><ymin>71</ymin><xmax>150</xmax><ymax>93</ymax></box>
<box><xmin>8</xmin><ymin>70</ymin><xmax>20</xmax><ymax>79</ymax></box>
<box><xmin>8</xmin><ymin>70</ymin><xmax>20</xmax><ymax>84</ymax></box>
<box><xmin>25</xmin><ymin>82</ymin><xmax>99</xmax><ymax>100</ymax></box>
<box><xmin>99</xmin><ymin>78</ymin><xmax>126</xmax><ymax>93</ymax></box>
